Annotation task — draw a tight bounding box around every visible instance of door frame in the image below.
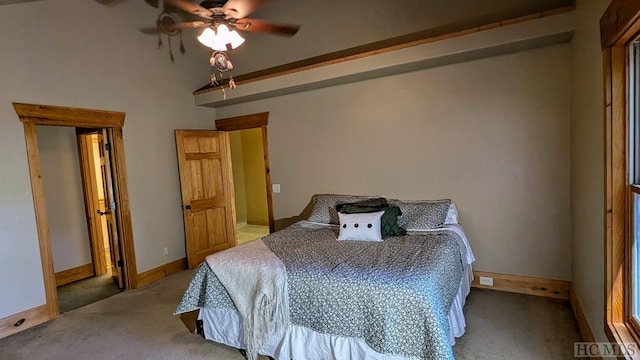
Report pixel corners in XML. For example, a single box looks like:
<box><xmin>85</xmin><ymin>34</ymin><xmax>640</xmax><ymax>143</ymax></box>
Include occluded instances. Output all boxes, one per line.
<box><xmin>215</xmin><ymin>112</ymin><xmax>275</xmax><ymax>233</ymax></box>
<box><xmin>13</xmin><ymin>103</ymin><xmax>138</xmax><ymax>320</ymax></box>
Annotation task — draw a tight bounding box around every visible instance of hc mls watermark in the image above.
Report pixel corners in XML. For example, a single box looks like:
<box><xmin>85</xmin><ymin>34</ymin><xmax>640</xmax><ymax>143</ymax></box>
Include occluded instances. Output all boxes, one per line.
<box><xmin>574</xmin><ymin>342</ymin><xmax>639</xmax><ymax>357</ymax></box>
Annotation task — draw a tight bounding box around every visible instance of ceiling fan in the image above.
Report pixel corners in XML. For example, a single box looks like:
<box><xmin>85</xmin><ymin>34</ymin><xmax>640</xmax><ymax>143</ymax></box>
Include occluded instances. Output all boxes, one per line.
<box><xmin>97</xmin><ymin>0</ymin><xmax>299</xmax><ymax>97</ymax></box>
<box><xmin>139</xmin><ymin>0</ymin><xmax>300</xmax><ymax>41</ymax></box>
<box><xmin>159</xmin><ymin>0</ymin><xmax>300</xmax><ymax>97</ymax></box>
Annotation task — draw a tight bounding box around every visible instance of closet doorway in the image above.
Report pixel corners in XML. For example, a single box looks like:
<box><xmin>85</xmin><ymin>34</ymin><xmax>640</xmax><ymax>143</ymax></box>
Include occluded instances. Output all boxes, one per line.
<box><xmin>215</xmin><ymin>112</ymin><xmax>274</xmax><ymax>243</ymax></box>
<box><xmin>14</xmin><ymin>103</ymin><xmax>137</xmax><ymax>321</ymax></box>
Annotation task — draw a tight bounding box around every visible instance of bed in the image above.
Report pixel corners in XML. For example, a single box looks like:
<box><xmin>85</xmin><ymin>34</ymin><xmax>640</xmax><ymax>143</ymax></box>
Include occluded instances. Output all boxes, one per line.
<box><xmin>175</xmin><ymin>195</ymin><xmax>476</xmax><ymax>360</ymax></box>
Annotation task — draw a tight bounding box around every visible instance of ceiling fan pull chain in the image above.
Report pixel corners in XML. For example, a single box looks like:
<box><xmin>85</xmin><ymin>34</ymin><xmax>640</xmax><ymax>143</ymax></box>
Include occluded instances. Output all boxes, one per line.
<box><xmin>168</xmin><ymin>36</ymin><xmax>175</xmax><ymax>63</ymax></box>
<box><xmin>157</xmin><ymin>33</ymin><xmax>163</xmax><ymax>49</ymax></box>
<box><xmin>179</xmin><ymin>32</ymin><xmax>186</xmax><ymax>56</ymax></box>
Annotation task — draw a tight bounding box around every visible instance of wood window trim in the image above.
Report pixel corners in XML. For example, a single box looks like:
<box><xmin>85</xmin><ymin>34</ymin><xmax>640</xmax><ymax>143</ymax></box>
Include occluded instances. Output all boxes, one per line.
<box><xmin>602</xmin><ymin>1</ymin><xmax>640</xmax><ymax>355</ymax></box>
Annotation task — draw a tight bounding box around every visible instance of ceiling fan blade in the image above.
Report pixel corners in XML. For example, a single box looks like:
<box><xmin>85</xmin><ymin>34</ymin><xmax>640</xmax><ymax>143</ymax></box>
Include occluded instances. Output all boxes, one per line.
<box><xmin>235</xmin><ymin>18</ymin><xmax>300</xmax><ymax>36</ymax></box>
<box><xmin>94</xmin><ymin>0</ymin><xmax>127</xmax><ymax>6</ymax></box>
<box><xmin>222</xmin><ymin>0</ymin><xmax>265</xmax><ymax>19</ymax></box>
<box><xmin>94</xmin><ymin>0</ymin><xmax>159</xmax><ymax>7</ymax></box>
<box><xmin>163</xmin><ymin>0</ymin><xmax>213</xmax><ymax>19</ymax></box>
<box><xmin>139</xmin><ymin>20</ymin><xmax>208</xmax><ymax>35</ymax></box>
<box><xmin>139</xmin><ymin>26</ymin><xmax>162</xmax><ymax>35</ymax></box>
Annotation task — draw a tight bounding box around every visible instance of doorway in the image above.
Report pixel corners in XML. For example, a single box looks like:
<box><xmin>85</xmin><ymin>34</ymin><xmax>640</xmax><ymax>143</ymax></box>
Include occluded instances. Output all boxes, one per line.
<box><xmin>229</xmin><ymin>128</ymin><xmax>271</xmax><ymax>244</ymax></box>
<box><xmin>14</xmin><ymin>103</ymin><xmax>137</xmax><ymax>321</ymax></box>
<box><xmin>62</xmin><ymin>130</ymin><xmax>126</xmax><ymax>313</ymax></box>
<box><xmin>215</xmin><ymin>112</ymin><xmax>275</xmax><ymax>243</ymax></box>
<box><xmin>37</xmin><ymin>126</ymin><xmax>124</xmax><ymax>314</ymax></box>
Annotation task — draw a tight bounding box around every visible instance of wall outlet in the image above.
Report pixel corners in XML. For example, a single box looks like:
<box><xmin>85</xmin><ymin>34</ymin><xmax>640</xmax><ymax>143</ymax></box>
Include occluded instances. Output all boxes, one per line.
<box><xmin>272</xmin><ymin>184</ymin><xmax>281</xmax><ymax>193</ymax></box>
<box><xmin>479</xmin><ymin>276</ymin><xmax>494</xmax><ymax>286</ymax></box>
<box><xmin>163</xmin><ymin>247</ymin><xmax>169</xmax><ymax>255</ymax></box>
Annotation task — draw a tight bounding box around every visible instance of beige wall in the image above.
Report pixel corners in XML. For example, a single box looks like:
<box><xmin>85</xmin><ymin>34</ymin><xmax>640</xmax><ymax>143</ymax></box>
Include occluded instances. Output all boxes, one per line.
<box><xmin>232</xmin><ymin>0</ymin><xmax>572</xmax><ymax>75</ymax></box>
<box><xmin>229</xmin><ymin>129</ymin><xmax>269</xmax><ymax>226</ymax></box>
<box><xmin>217</xmin><ymin>43</ymin><xmax>572</xmax><ymax>280</ymax></box>
<box><xmin>229</xmin><ymin>131</ymin><xmax>248</xmax><ymax>224</ymax></box>
<box><xmin>37</xmin><ymin>126</ymin><xmax>92</xmax><ymax>273</ymax></box>
<box><xmin>0</xmin><ymin>0</ymin><xmax>601</xmax><ymax>331</ymax></box>
<box><xmin>570</xmin><ymin>0</ymin><xmax>610</xmax><ymax>343</ymax></box>
<box><xmin>241</xmin><ymin>129</ymin><xmax>269</xmax><ymax>225</ymax></box>
<box><xmin>0</xmin><ymin>0</ymin><xmax>214</xmax><ymax>318</ymax></box>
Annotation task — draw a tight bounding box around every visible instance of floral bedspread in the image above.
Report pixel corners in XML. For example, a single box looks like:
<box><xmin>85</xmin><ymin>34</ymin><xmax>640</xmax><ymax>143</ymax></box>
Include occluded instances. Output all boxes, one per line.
<box><xmin>175</xmin><ymin>221</ymin><xmax>467</xmax><ymax>360</ymax></box>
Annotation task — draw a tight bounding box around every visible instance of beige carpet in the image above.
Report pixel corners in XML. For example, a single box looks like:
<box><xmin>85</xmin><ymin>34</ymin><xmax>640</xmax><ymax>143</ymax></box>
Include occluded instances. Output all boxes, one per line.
<box><xmin>57</xmin><ymin>273</ymin><xmax>122</xmax><ymax>314</ymax></box>
<box><xmin>0</xmin><ymin>269</ymin><xmax>581</xmax><ymax>360</ymax></box>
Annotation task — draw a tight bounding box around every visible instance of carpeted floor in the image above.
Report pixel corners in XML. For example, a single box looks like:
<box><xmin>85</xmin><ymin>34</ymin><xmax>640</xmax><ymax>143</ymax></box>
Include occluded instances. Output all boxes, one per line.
<box><xmin>0</xmin><ymin>269</ymin><xmax>581</xmax><ymax>360</ymax></box>
<box><xmin>453</xmin><ymin>287</ymin><xmax>581</xmax><ymax>359</ymax></box>
<box><xmin>57</xmin><ymin>273</ymin><xmax>122</xmax><ymax>314</ymax></box>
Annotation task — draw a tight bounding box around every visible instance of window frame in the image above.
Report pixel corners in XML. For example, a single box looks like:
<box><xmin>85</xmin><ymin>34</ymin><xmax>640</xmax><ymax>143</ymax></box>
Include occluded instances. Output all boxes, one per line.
<box><xmin>630</xmin><ymin>185</ymin><xmax>640</xmax><ymax>336</ymax></box>
<box><xmin>602</xmin><ymin>0</ymin><xmax>640</xmax><ymax>355</ymax></box>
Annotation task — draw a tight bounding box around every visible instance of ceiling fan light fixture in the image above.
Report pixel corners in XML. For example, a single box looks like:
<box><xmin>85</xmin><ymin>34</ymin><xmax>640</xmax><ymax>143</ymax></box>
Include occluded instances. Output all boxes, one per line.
<box><xmin>211</xmin><ymin>36</ymin><xmax>228</xmax><ymax>51</ymax></box>
<box><xmin>215</xmin><ymin>24</ymin><xmax>231</xmax><ymax>39</ymax></box>
<box><xmin>197</xmin><ymin>24</ymin><xmax>244</xmax><ymax>51</ymax></box>
<box><xmin>214</xmin><ymin>24</ymin><xmax>246</xmax><ymax>49</ymax></box>
<box><xmin>197</xmin><ymin>27</ymin><xmax>216</xmax><ymax>48</ymax></box>
<box><xmin>227</xmin><ymin>30</ymin><xmax>245</xmax><ymax>49</ymax></box>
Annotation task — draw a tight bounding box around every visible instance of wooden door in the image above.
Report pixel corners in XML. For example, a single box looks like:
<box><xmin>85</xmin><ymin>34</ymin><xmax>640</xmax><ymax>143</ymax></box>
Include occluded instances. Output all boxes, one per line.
<box><xmin>76</xmin><ymin>131</ymin><xmax>108</xmax><ymax>276</ymax></box>
<box><xmin>175</xmin><ymin>130</ymin><xmax>237</xmax><ymax>269</ymax></box>
<box><xmin>99</xmin><ymin>130</ymin><xmax>124</xmax><ymax>288</ymax></box>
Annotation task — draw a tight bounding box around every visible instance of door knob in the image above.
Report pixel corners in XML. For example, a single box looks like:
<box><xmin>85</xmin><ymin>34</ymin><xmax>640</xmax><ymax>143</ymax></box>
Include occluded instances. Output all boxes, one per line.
<box><xmin>97</xmin><ymin>209</ymin><xmax>111</xmax><ymax>216</ymax></box>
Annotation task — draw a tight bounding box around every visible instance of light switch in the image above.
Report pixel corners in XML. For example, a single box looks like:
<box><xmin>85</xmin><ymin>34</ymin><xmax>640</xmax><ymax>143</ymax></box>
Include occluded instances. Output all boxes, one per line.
<box><xmin>272</xmin><ymin>184</ymin><xmax>281</xmax><ymax>193</ymax></box>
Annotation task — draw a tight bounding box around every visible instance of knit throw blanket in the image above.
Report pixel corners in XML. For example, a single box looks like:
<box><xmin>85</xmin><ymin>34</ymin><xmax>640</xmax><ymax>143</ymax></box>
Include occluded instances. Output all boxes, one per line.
<box><xmin>205</xmin><ymin>239</ymin><xmax>289</xmax><ymax>360</ymax></box>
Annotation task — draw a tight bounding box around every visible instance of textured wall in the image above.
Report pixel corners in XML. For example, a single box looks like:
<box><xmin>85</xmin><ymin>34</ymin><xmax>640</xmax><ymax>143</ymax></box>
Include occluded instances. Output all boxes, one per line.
<box><xmin>229</xmin><ymin>0</ymin><xmax>573</xmax><ymax>75</ymax></box>
<box><xmin>229</xmin><ymin>131</ymin><xmax>248</xmax><ymax>224</ymax></box>
<box><xmin>241</xmin><ymin>128</ymin><xmax>269</xmax><ymax>225</ymax></box>
<box><xmin>0</xmin><ymin>0</ymin><xmax>214</xmax><ymax>318</ymax></box>
<box><xmin>217</xmin><ymin>43</ymin><xmax>572</xmax><ymax>280</ymax></box>
<box><xmin>570</xmin><ymin>0</ymin><xmax>610</xmax><ymax>343</ymax></box>
<box><xmin>37</xmin><ymin>126</ymin><xmax>92</xmax><ymax>273</ymax></box>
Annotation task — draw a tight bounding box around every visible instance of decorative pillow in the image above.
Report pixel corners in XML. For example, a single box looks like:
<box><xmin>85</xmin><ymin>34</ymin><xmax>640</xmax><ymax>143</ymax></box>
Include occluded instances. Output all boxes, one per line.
<box><xmin>307</xmin><ymin>194</ymin><xmax>378</xmax><ymax>224</ymax></box>
<box><xmin>337</xmin><ymin>198</ymin><xmax>406</xmax><ymax>237</ymax></box>
<box><xmin>337</xmin><ymin>211</ymin><xmax>385</xmax><ymax>241</ymax></box>
<box><xmin>445</xmin><ymin>202</ymin><xmax>459</xmax><ymax>225</ymax></box>
<box><xmin>339</xmin><ymin>197</ymin><xmax>389</xmax><ymax>209</ymax></box>
<box><xmin>389</xmin><ymin>199</ymin><xmax>452</xmax><ymax>230</ymax></box>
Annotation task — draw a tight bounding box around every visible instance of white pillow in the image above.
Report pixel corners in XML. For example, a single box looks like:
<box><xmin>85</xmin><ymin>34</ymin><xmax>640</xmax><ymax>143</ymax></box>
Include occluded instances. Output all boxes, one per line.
<box><xmin>445</xmin><ymin>202</ymin><xmax>459</xmax><ymax>225</ymax></box>
<box><xmin>337</xmin><ymin>211</ymin><xmax>385</xmax><ymax>242</ymax></box>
